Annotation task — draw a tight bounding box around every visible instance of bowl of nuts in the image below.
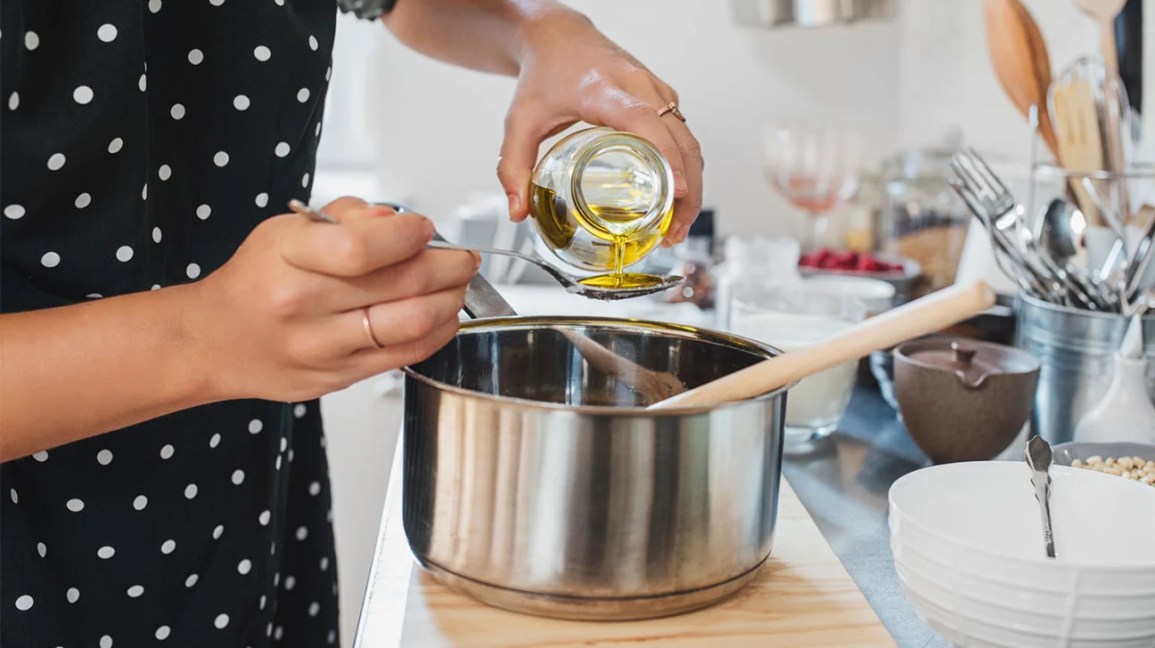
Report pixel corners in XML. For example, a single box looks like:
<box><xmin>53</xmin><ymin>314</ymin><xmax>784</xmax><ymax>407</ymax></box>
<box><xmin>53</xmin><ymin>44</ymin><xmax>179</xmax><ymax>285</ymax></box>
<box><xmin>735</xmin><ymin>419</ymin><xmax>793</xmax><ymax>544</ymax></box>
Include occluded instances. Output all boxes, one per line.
<box><xmin>1052</xmin><ymin>442</ymin><xmax>1155</xmax><ymax>487</ymax></box>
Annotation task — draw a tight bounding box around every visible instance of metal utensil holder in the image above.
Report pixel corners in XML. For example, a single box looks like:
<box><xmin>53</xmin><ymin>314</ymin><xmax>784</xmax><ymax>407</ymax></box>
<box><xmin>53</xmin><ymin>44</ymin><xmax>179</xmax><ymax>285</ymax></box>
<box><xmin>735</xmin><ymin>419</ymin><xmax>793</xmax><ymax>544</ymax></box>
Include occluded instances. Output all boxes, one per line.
<box><xmin>1015</xmin><ymin>294</ymin><xmax>1155</xmax><ymax>444</ymax></box>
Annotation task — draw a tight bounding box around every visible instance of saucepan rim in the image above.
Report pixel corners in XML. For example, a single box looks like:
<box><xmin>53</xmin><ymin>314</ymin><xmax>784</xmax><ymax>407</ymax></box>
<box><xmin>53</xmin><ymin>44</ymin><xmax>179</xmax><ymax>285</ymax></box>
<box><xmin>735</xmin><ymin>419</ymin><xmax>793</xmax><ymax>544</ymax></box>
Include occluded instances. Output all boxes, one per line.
<box><xmin>401</xmin><ymin>315</ymin><xmax>792</xmax><ymax>416</ymax></box>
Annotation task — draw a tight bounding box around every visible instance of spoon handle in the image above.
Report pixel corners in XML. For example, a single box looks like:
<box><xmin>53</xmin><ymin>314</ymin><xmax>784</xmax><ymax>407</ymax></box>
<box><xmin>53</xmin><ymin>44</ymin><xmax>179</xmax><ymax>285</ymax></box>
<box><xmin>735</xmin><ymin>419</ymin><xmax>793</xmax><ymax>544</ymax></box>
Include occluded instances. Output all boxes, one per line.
<box><xmin>648</xmin><ymin>281</ymin><xmax>996</xmax><ymax>410</ymax></box>
<box><xmin>425</xmin><ymin>240</ymin><xmax>543</xmax><ymax>267</ymax></box>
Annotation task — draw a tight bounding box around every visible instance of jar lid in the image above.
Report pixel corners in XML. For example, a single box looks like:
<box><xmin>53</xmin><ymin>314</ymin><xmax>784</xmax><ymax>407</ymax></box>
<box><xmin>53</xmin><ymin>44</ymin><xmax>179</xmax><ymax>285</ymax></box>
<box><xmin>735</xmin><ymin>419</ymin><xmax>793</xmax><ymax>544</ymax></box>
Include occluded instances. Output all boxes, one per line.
<box><xmin>896</xmin><ymin>337</ymin><xmax>1040</xmax><ymax>389</ymax></box>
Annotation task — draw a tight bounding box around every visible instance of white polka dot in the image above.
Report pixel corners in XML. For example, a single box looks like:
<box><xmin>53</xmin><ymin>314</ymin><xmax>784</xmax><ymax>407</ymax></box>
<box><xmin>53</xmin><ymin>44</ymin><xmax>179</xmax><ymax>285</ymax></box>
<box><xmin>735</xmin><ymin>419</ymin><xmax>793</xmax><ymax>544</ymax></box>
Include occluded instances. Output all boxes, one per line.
<box><xmin>309</xmin><ymin>35</ymin><xmax>318</xmax><ymax>51</ymax></box>
<box><xmin>159</xmin><ymin>444</ymin><xmax>174</xmax><ymax>459</ymax></box>
<box><xmin>213</xmin><ymin>151</ymin><xmax>228</xmax><ymax>167</ymax></box>
<box><xmin>206</xmin><ymin>433</ymin><xmax>220</xmax><ymax>449</ymax></box>
<box><xmin>108</xmin><ymin>137</ymin><xmax>124</xmax><ymax>154</ymax></box>
<box><xmin>249</xmin><ymin>419</ymin><xmax>264</xmax><ymax>434</ymax></box>
<box><xmin>295</xmin><ymin>526</ymin><xmax>308</xmax><ymax>541</ymax></box>
<box><xmin>139</xmin><ymin>73</ymin><xmax>147</xmax><ymax>92</ymax></box>
<box><xmin>97</xmin><ymin>546</ymin><xmax>115</xmax><ymax>559</ymax></box>
<box><xmin>319</xmin><ymin>556</ymin><xmax>329</xmax><ymax>571</ymax></box>
<box><xmin>237</xmin><ymin>559</ymin><xmax>252</xmax><ymax>575</ymax></box>
<box><xmin>14</xmin><ymin>594</ymin><xmax>33</xmax><ymax>611</ymax></box>
<box><xmin>37</xmin><ymin>542</ymin><xmax>46</xmax><ymax>558</ymax></box>
<box><xmin>141</xmin><ymin>184</ymin><xmax>148</xmax><ymax>201</ymax></box>
<box><xmin>87</xmin><ymin>293</ymin><xmax>103</xmax><ymax>299</ymax></box>
<box><xmin>301</xmin><ymin>172</ymin><xmax>310</xmax><ymax>188</ymax></box>
<box><xmin>4</xmin><ymin>204</ymin><xmax>25</xmax><ymax>219</ymax></box>
<box><xmin>231</xmin><ymin>469</ymin><xmax>244</xmax><ymax>485</ymax></box>
<box><xmin>255</xmin><ymin>192</ymin><xmax>269</xmax><ymax>208</ymax></box>
<box><xmin>210</xmin><ymin>0</ymin><xmax>225</xmax><ymax>5</ymax></box>
<box><xmin>41</xmin><ymin>252</ymin><xmax>60</xmax><ymax>268</ymax></box>
<box><xmin>196</xmin><ymin>204</ymin><xmax>211</xmax><ymax>220</ymax></box>
<box><xmin>275</xmin><ymin>0</ymin><xmax>285</xmax><ymax>5</ymax></box>
<box><xmin>275</xmin><ymin>455</ymin><xmax>282</xmax><ymax>471</ymax></box>
<box><xmin>151</xmin><ymin>284</ymin><xmax>161</xmax><ymax>291</ymax></box>
<box><xmin>328</xmin><ymin>629</ymin><xmax>337</xmax><ymax>644</ymax></box>
<box><xmin>98</xmin><ymin>24</ymin><xmax>118</xmax><ymax>42</ymax></box>
<box><xmin>152</xmin><ymin>227</ymin><xmax>162</xmax><ymax>243</ymax></box>
<box><xmin>133</xmin><ymin>495</ymin><xmax>148</xmax><ymax>511</ymax></box>
<box><xmin>254</xmin><ymin>45</ymin><xmax>271</xmax><ymax>61</ymax></box>
<box><xmin>275</xmin><ymin>626</ymin><xmax>284</xmax><ymax>640</ymax></box>
<box><xmin>315</xmin><ymin>121</ymin><xmax>322</xmax><ymax>137</ymax></box>
<box><xmin>186</xmin><ymin>263</ymin><xmax>201</xmax><ymax>279</ymax></box>
<box><xmin>158</xmin><ymin>164</ymin><xmax>172</xmax><ymax>181</ymax></box>
<box><xmin>296</xmin><ymin>88</ymin><xmax>310</xmax><ymax>103</ymax></box>
<box><xmin>24</xmin><ymin>31</ymin><xmax>39</xmax><ymax>51</ymax></box>
<box><xmin>259</xmin><ymin>595</ymin><xmax>267</xmax><ymax>610</ymax></box>
<box><xmin>100</xmin><ymin>635</ymin><xmax>112</xmax><ymax>648</ymax></box>
<box><xmin>288</xmin><ymin>448</ymin><xmax>295</xmax><ymax>463</ymax></box>
<box><xmin>212</xmin><ymin>524</ymin><xmax>224</xmax><ymax>540</ymax></box>
<box><xmin>66</xmin><ymin>498</ymin><xmax>84</xmax><ymax>512</ymax></box>
<box><xmin>97</xmin><ymin>449</ymin><xmax>113</xmax><ymax>465</ymax></box>
<box><xmin>233</xmin><ymin>94</ymin><xmax>250</xmax><ymax>111</ymax></box>
<box><xmin>267</xmin><ymin>624</ymin><xmax>274</xmax><ymax>638</ymax></box>
<box><xmin>308</xmin><ymin>601</ymin><xmax>320</xmax><ymax>617</ymax></box>
<box><xmin>274</xmin><ymin>142</ymin><xmax>291</xmax><ymax>158</ymax></box>
<box><xmin>127</xmin><ymin>585</ymin><xmax>144</xmax><ymax>598</ymax></box>
<box><xmin>155</xmin><ymin>626</ymin><xmax>170</xmax><ymax>641</ymax></box>
<box><xmin>326</xmin><ymin>66</ymin><xmax>332</xmax><ymax>81</ymax></box>
<box><xmin>7</xmin><ymin>91</ymin><xmax>18</xmax><ymax>111</ymax></box>
<box><xmin>293</xmin><ymin>404</ymin><xmax>306</xmax><ymax>418</ymax></box>
<box><xmin>214</xmin><ymin>613</ymin><xmax>229</xmax><ymax>629</ymax></box>
<box><xmin>185</xmin><ymin>573</ymin><xmax>198</xmax><ymax>587</ymax></box>
<box><xmin>73</xmin><ymin>85</ymin><xmax>94</xmax><ymax>105</ymax></box>
<box><xmin>116</xmin><ymin>246</ymin><xmax>134</xmax><ymax>262</ymax></box>
<box><xmin>32</xmin><ymin>450</ymin><xmax>48</xmax><ymax>462</ymax></box>
<box><xmin>75</xmin><ymin>193</ymin><xmax>92</xmax><ymax>209</ymax></box>
<box><xmin>47</xmin><ymin>153</ymin><xmax>66</xmax><ymax>171</ymax></box>
<box><xmin>148</xmin><ymin>0</ymin><xmax>162</xmax><ymax>13</ymax></box>
<box><xmin>308</xmin><ymin>481</ymin><xmax>321</xmax><ymax>496</ymax></box>
<box><xmin>270</xmin><ymin>542</ymin><xmax>276</xmax><ymax>556</ymax></box>
<box><xmin>187</xmin><ymin>48</ymin><xmax>203</xmax><ymax>65</ymax></box>
<box><xmin>67</xmin><ymin>587</ymin><xmax>79</xmax><ymax>603</ymax></box>
<box><xmin>279</xmin><ymin>437</ymin><xmax>288</xmax><ymax>453</ymax></box>
<box><xmin>170</xmin><ymin>103</ymin><xmax>185</xmax><ymax>120</ymax></box>
<box><xmin>184</xmin><ymin>484</ymin><xmax>197</xmax><ymax>500</ymax></box>
<box><xmin>161</xmin><ymin>539</ymin><xmax>176</xmax><ymax>554</ymax></box>
<box><xmin>259</xmin><ymin>510</ymin><xmax>271</xmax><ymax>526</ymax></box>
<box><xmin>284</xmin><ymin>575</ymin><xmax>296</xmax><ymax>591</ymax></box>
<box><xmin>273</xmin><ymin>572</ymin><xmax>280</xmax><ymax>587</ymax></box>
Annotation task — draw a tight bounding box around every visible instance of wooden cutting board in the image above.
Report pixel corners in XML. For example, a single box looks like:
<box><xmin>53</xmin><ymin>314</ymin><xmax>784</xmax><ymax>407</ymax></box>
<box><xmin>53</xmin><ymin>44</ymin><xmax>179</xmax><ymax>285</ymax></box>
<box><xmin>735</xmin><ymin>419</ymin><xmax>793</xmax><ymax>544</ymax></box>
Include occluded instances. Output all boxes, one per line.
<box><xmin>354</xmin><ymin>446</ymin><xmax>895</xmax><ymax>647</ymax></box>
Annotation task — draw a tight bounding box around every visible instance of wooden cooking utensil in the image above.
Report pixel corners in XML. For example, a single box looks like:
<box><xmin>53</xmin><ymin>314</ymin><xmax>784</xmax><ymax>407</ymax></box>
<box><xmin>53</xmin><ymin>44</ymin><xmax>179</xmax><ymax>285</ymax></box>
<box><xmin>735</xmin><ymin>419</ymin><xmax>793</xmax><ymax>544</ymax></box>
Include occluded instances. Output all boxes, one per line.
<box><xmin>1073</xmin><ymin>0</ymin><xmax>1127</xmax><ymax>77</ymax></box>
<box><xmin>1049</xmin><ymin>62</ymin><xmax>1108</xmax><ymax>227</ymax></box>
<box><xmin>647</xmin><ymin>281</ymin><xmax>997</xmax><ymax>410</ymax></box>
<box><xmin>983</xmin><ymin>0</ymin><xmax>1059</xmax><ymax>157</ymax></box>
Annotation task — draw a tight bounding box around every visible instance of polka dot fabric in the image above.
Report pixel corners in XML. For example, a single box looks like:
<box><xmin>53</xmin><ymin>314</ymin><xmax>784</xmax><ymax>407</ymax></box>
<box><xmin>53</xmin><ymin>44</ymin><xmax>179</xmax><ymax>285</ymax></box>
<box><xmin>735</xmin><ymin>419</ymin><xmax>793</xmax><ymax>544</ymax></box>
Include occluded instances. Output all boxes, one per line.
<box><xmin>1</xmin><ymin>2</ymin><xmax>341</xmax><ymax>647</ymax></box>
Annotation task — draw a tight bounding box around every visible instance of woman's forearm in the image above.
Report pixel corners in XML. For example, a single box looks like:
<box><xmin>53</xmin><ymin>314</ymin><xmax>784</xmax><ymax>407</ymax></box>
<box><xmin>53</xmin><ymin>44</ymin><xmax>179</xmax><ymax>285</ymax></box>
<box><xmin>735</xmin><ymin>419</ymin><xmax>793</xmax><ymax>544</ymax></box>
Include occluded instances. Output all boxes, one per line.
<box><xmin>0</xmin><ymin>284</ymin><xmax>217</xmax><ymax>461</ymax></box>
<box><xmin>381</xmin><ymin>0</ymin><xmax>584</xmax><ymax>76</ymax></box>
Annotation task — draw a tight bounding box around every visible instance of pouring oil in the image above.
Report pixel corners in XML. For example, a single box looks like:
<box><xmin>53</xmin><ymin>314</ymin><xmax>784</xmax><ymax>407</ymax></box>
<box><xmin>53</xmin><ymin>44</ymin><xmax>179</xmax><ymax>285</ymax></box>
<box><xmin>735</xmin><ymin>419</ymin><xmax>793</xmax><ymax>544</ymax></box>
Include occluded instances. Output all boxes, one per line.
<box><xmin>528</xmin><ymin>128</ymin><xmax>675</xmax><ymax>287</ymax></box>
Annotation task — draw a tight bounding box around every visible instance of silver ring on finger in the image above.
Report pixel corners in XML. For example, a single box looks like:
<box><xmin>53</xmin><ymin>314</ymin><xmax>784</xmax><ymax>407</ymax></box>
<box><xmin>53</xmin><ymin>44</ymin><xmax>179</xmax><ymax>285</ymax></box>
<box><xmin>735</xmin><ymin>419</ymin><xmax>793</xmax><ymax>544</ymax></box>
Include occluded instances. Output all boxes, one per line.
<box><xmin>657</xmin><ymin>101</ymin><xmax>686</xmax><ymax>123</ymax></box>
<box><xmin>362</xmin><ymin>307</ymin><xmax>385</xmax><ymax>350</ymax></box>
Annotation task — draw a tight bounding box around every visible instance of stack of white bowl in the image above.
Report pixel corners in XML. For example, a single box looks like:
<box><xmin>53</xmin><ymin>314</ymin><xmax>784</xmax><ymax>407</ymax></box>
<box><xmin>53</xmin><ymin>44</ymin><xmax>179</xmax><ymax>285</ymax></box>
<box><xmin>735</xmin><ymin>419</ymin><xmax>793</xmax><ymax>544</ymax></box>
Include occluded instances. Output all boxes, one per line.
<box><xmin>889</xmin><ymin>462</ymin><xmax>1155</xmax><ymax>647</ymax></box>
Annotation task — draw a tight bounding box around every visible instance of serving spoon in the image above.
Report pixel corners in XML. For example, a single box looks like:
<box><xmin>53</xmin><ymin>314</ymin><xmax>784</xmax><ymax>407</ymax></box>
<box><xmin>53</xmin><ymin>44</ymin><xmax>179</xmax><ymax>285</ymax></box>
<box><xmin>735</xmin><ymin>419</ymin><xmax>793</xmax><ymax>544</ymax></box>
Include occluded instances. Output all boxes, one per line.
<box><xmin>287</xmin><ymin>200</ymin><xmax>683</xmax><ymax>301</ymax></box>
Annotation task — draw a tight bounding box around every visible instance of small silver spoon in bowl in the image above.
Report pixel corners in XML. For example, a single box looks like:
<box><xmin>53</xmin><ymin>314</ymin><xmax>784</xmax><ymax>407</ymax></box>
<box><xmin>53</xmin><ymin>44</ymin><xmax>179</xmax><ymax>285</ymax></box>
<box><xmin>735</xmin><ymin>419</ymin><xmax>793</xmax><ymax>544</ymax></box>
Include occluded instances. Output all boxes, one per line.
<box><xmin>286</xmin><ymin>200</ymin><xmax>683</xmax><ymax>301</ymax></box>
<box><xmin>1025</xmin><ymin>435</ymin><xmax>1057</xmax><ymax>559</ymax></box>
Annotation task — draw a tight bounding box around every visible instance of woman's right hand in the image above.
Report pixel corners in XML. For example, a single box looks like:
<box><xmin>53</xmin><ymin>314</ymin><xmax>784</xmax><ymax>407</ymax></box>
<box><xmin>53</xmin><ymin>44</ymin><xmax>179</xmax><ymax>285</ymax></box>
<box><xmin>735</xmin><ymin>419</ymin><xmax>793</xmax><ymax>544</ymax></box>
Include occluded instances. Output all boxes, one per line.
<box><xmin>189</xmin><ymin>197</ymin><xmax>479</xmax><ymax>403</ymax></box>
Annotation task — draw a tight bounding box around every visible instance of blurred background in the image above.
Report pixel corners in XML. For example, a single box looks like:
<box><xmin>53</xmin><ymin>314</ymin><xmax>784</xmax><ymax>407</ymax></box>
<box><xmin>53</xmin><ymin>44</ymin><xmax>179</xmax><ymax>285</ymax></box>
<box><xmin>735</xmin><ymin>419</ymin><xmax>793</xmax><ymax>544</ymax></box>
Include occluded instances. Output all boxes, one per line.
<box><xmin>310</xmin><ymin>2</ymin><xmax>1154</xmax><ymax>645</ymax></box>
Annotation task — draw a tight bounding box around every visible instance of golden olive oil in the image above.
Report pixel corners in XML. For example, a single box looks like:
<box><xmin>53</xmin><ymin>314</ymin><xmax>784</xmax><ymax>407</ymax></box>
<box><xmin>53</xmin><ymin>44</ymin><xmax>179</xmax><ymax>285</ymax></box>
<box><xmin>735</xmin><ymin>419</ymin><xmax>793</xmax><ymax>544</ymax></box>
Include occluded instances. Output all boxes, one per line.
<box><xmin>532</xmin><ymin>183</ymin><xmax>671</xmax><ymax>288</ymax></box>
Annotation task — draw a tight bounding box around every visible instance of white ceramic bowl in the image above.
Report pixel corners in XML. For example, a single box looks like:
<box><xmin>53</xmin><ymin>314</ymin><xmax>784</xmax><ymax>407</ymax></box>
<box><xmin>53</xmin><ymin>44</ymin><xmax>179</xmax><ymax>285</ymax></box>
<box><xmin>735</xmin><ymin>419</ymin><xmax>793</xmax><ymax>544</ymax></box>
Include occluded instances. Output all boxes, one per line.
<box><xmin>889</xmin><ymin>461</ymin><xmax>1155</xmax><ymax>647</ymax></box>
<box><xmin>801</xmin><ymin>275</ymin><xmax>896</xmax><ymax>315</ymax></box>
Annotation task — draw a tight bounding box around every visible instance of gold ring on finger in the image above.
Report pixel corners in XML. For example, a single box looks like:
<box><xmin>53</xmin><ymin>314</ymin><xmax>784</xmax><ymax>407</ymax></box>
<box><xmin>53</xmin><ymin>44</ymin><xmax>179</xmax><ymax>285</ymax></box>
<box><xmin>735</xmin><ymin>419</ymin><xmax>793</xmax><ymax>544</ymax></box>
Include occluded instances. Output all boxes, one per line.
<box><xmin>657</xmin><ymin>102</ymin><xmax>686</xmax><ymax>123</ymax></box>
<box><xmin>362</xmin><ymin>307</ymin><xmax>384</xmax><ymax>350</ymax></box>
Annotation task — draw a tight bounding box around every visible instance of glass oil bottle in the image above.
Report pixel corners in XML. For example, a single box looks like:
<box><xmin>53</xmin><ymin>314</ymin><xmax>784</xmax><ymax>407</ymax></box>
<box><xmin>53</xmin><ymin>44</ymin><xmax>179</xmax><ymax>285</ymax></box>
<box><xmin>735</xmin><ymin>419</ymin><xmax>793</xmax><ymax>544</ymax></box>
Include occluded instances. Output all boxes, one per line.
<box><xmin>529</xmin><ymin>127</ymin><xmax>675</xmax><ymax>288</ymax></box>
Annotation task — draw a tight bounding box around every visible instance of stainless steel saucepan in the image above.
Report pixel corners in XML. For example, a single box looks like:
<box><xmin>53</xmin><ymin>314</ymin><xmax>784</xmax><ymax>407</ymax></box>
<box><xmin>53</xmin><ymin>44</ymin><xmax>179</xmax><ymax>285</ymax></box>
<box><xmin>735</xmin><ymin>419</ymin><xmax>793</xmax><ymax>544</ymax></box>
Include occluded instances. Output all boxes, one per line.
<box><xmin>399</xmin><ymin>270</ymin><xmax>791</xmax><ymax>620</ymax></box>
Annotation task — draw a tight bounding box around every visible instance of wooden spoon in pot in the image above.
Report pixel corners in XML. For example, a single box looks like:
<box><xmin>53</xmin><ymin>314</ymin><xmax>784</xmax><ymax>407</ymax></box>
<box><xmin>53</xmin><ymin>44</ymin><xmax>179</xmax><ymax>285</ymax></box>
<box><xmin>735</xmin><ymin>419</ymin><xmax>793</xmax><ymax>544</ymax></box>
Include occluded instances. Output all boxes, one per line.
<box><xmin>647</xmin><ymin>281</ymin><xmax>997</xmax><ymax>410</ymax></box>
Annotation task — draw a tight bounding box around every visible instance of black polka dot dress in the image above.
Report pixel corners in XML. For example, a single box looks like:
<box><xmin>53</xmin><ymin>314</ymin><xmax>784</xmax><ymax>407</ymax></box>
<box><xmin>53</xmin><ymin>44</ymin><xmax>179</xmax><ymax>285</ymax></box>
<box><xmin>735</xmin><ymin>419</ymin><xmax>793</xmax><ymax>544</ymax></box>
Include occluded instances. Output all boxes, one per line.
<box><xmin>1</xmin><ymin>2</ymin><xmax>349</xmax><ymax>646</ymax></box>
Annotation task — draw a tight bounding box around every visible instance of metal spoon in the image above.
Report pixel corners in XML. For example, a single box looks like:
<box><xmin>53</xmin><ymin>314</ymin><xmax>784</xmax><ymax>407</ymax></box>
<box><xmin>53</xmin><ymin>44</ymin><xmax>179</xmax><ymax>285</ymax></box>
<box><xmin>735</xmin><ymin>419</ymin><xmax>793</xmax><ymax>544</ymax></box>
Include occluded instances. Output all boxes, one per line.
<box><xmin>286</xmin><ymin>200</ymin><xmax>683</xmax><ymax>301</ymax></box>
<box><xmin>1024</xmin><ymin>435</ymin><xmax>1057</xmax><ymax>559</ymax></box>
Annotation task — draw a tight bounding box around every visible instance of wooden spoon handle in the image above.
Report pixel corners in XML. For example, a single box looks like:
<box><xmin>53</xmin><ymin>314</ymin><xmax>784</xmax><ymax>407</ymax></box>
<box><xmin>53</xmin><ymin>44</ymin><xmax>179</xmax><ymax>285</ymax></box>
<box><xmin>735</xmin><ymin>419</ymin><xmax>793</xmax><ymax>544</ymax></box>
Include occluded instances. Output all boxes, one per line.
<box><xmin>647</xmin><ymin>281</ymin><xmax>997</xmax><ymax>411</ymax></box>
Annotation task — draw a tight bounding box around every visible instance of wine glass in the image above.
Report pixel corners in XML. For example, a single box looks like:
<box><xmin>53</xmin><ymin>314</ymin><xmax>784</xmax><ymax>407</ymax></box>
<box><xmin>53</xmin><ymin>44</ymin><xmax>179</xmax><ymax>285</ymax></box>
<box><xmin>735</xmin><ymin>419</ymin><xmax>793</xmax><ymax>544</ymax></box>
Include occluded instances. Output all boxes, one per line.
<box><xmin>764</xmin><ymin>122</ymin><xmax>863</xmax><ymax>251</ymax></box>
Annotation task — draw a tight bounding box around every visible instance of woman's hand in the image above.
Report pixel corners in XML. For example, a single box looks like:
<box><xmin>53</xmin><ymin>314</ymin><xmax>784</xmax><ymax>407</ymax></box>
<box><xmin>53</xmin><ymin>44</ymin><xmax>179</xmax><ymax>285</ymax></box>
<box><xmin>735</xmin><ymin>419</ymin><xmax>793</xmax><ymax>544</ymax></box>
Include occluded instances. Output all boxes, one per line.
<box><xmin>190</xmin><ymin>197</ymin><xmax>478</xmax><ymax>402</ymax></box>
<box><xmin>496</xmin><ymin>10</ymin><xmax>704</xmax><ymax>248</ymax></box>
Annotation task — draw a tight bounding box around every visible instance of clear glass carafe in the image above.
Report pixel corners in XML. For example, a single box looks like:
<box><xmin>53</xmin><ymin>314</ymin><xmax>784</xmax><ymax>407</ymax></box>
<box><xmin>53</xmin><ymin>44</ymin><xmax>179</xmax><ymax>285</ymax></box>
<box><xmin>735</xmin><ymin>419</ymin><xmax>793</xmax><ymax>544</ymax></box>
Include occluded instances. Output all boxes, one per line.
<box><xmin>530</xmin><ymin>127</ymin><xmax>674</xmax><ymax>285</ymax></box>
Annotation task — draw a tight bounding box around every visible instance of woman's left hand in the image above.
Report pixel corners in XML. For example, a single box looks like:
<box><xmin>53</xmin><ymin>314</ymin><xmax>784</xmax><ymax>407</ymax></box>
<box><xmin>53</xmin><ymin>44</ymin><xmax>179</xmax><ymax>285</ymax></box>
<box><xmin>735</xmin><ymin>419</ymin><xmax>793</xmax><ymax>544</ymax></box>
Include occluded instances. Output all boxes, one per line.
<box><xmin>496</xmin><ymin>11</ymin><xmax>703</xmax><ymax>248</ymax></box>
